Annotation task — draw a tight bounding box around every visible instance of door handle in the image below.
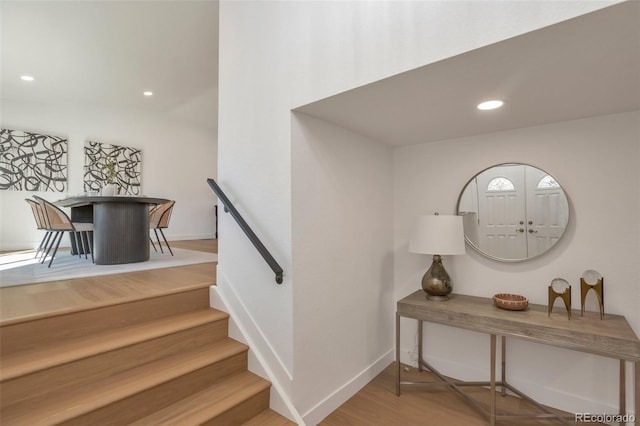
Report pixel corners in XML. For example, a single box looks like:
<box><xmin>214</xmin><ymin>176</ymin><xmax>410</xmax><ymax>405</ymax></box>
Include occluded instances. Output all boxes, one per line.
<box><xmin>516</xmin><ymin>228</ymin><xmax>524</xmax><ymax>233</ymax></box>
<box><xmin>528</xmin><ymin>229</ymin><xmax>538</xmax><ymax>233</ymax></box>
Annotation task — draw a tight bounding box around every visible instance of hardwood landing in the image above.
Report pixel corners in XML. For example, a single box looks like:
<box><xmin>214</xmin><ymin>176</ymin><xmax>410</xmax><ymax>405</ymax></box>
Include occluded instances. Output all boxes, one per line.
<box><xmin>0</xmin><ymin>239</ymin><xmax>218</xmax><ymax>325</ymax></box>
<box><xmin>0</xmin><ymin>262</ymin><xmax>217</xmax><ymax>325</ymax></box>
<box><xmin>171</xmin><ymin>238</ymin><xmax>218</xmax><ymax>253</ymax></box>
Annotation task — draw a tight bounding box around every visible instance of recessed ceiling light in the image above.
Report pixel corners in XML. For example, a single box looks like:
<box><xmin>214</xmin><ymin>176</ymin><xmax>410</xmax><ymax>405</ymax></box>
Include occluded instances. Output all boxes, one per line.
<box><xmin>21</xmin><ymin>75</ymin><xmax>35</xmax><ymax>81</ymax></box>
<box><xmin>143</xmin><ymin>91</ymin><xmax>153</xmax><ymax>96</ymax></box>
<box><xmin>477</xmin><ymin>100</ymin><xmax>504</xmax><ymax>110</ymax></box>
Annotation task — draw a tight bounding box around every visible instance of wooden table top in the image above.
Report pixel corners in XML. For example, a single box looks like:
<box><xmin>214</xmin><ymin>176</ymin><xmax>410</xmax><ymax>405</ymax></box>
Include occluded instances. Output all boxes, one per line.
<box><xmin>398</xmin><ymin>290</ymin><xmax>640</xmax><ymax>361</ymax></box>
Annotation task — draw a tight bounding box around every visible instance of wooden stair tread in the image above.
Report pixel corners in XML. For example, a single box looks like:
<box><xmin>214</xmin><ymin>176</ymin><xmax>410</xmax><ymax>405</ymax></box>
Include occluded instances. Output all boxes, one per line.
<box><xmin>0</xmin><ymin>308</ymin><xmax>229</xmax><ymax>381</ymax></box>
<box><xmin>1</xmin><ymin>339</ymin><xmax>248</xmax><ymax>426</ymax></box>
<box><xmin>130</xmin><ymin>371</ymin><xmax>271</xmax><ymax>425</ymax></box>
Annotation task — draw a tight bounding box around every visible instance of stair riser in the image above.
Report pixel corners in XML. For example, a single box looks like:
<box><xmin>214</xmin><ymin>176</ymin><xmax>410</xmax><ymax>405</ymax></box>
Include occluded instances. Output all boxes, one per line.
<box><xmin>204</xmin><ymin>389</ymin><xmax>270</xmax><ymax>426</ymax></box>
<box><xmin>1</xmin><ymin>319</ymin><xmax>229</xmax><ymax>408</ymax></box>
<box><xmin>1</xmin><ymin>287</ymin><xmax>211</xmax><ymax>356</ymax></box>
<box><xmin>59</xmin><ymin>351</ymin><xmax>248</xmax><ymax>426</ymax></box>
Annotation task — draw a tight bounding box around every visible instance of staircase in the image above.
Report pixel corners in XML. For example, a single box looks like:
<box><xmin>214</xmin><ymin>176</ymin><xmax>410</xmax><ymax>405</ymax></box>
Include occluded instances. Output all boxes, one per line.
<box><xmin>0</xmin><ymin>282</ymin><xmax>277</xmax><ymax>425</ymax></box>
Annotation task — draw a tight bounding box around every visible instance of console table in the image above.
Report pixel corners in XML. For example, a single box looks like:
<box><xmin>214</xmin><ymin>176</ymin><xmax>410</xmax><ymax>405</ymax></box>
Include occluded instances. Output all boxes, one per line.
<box><xmin>396</xmin><ymin>290</ymin><xmax>640</xmax><ymax>425</ymax></box>
<box><xmin>56</xmin><ymin>196</ymin><xmax>169</xmax><ymax>265</ymax></box>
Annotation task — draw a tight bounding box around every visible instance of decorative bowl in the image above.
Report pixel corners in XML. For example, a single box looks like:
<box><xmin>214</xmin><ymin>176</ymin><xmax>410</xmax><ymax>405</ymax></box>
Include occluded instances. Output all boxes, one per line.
<box><xmin>493</xmin><ymin>293</ymin><xmax>528</xmax><ymax>311</ymax></box>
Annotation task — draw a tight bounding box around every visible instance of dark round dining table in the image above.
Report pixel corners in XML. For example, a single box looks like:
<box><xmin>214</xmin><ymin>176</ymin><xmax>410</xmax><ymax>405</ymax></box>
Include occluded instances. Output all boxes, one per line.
<box><xmin>56</xmin><ymin>196</ymin><xmax>170</xmax><ymax>265</ymax></box>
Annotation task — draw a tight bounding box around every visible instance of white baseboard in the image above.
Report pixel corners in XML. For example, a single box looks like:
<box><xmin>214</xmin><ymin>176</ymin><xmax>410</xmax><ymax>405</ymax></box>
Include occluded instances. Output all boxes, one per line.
<box><xmin>210</xmin><ymin>270</ymin><xmax>304</xmax><ymax>425</ymax></box>
<box><xmin>301</xmin><ymin>349</ymin><xmax>394</xmax><ymax>426</ymax></box>
<box><xmin>166</xmin><ymin>232</ymin><xmax>216</xmax><ymax>241</ymax></box>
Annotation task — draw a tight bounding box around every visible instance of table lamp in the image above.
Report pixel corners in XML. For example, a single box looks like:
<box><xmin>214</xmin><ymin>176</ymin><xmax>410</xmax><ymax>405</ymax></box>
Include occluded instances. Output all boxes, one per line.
<box><xmin>409</xmin><ymin>213</ymin><xmax>465</xmax><ymax>301</ymax></box>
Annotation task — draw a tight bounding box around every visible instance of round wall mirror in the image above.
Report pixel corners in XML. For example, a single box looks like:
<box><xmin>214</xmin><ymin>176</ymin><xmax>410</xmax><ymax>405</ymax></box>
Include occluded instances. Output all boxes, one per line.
<box><xmin>456</xmin><ymin>163</ymin><xmax>569</xmax><ymax>262</ymax></box>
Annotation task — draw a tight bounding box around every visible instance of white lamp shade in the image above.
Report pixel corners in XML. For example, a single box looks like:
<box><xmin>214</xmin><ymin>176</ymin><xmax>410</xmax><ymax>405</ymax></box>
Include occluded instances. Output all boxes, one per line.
<box><xmin>409</xmin><ymin>215</ymin><xmax>466</xmax><ymax>255</ymax></box>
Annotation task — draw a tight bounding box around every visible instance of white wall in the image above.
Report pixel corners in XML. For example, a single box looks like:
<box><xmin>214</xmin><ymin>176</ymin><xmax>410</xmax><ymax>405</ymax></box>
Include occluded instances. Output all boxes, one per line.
<box><xmin>0</xmin><ymin>99</ymin><xmax>217</xmax><ymax>250</ymax></box>
<box><xmin>218</xmin><ymin>1</ymin><xmax>617</xmax><ymax>423</ymax></box>
<box><xmin>394</xmin><ymin>111</ymin><xmax>640</xmax><ymax>415</ymax></box>
<box><xmin>291</xmin><ymin>113</ymin><xmax>394</xmax><ymax>423</ymax></box>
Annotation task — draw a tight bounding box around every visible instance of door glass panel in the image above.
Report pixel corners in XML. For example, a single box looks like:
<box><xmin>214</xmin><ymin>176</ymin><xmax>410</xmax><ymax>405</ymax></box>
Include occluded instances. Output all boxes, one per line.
<box><xmin>537</xmin><ymin>175</ymin><xmax>560</xmax><ymax>189</ymax></box>
<box><xmin>487</xmin><ymin>177</ymin><xmax>515</xmax><ymax>191</ymax></box>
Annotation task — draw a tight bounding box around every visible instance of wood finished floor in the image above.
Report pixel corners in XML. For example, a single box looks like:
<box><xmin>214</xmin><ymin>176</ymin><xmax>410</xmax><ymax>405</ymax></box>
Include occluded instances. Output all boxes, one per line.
<box><xmin>0</xmin><ymin>239</ymin><xmax>217</xmax><ymax>325</ymax></box>
<box><xmin>171</xmin><ymin>238</ymin><xmax>218</xmax><ymax>254</ymax></box>
<box><xmin>1</xmin><ymin>239</ymin><xmax>590</xmax><ymax>425</ymax></box>
<box><xmin>321</xmin><ymin>363</ymin><xmax>592</xmax><ymax>425</ymax></box>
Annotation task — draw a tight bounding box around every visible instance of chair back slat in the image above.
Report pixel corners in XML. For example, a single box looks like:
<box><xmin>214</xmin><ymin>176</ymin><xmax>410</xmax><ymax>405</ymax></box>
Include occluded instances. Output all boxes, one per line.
<box><xmin>26</xmin><ymin>199</ymin><xmax>47</xmax><ymax>230</ymax></box>
<box><xmin>148</xmin><ymin>205</ymin><xmax>159</xmax><ymax>227</ymax></box>
<box><xmin>157</xmin><ymin>201</ymin><xmax>175</xmax><ymax>228</ymax></box>
<box><xmin>33</xmin><ymin>196</ymin><xmax>74</xmax><ymax>231</ymax></box>
<box><xmin>151</xmin><ymin>201</ymin><xmax>175</xmax><ymax>229</ymax></box>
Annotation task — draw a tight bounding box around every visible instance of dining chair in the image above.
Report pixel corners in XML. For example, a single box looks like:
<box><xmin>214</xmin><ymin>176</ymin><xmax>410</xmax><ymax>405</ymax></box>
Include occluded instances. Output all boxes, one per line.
<box><xmin>25</xmin><ymin>198</ymin><xmax>53</xmax><ymax>260</ymax></box>
<box><xmin>149</xmin><ymin>200</ymin><xmax>175</xmax><ymax>256</ymax></box>
<box><xmin>33</xmin><ymin>196</ymin><xmax>94</xmax><ymax>267</ymax></box>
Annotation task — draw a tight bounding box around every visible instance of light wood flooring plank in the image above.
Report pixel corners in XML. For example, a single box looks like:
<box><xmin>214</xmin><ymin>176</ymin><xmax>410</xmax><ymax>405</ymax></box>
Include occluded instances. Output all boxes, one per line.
<box><xmin>171</xmin><ymin>238</ymin><xmax>218</xmax><ymax>253</ymax></box>
<box><xmin>321</xmin><ymin>363</ymin><xmax>604</xmax><ymax>426</ymax></box>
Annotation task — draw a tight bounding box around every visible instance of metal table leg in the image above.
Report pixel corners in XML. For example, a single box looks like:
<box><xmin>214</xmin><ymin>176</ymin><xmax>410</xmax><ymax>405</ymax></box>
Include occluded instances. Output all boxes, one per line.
<box><xmin>502</xmin><ymin>336</ymin><xmax>506</xmax><ymax>397</ymax></box>
<box><xmin>396</xmin><ymin>312</ymin><xmax>401</xmax><ymax>396</ymax></box>
<box><xmin>418</xmin><ymin>320</ymin><xmax>423</xmax><ymax>372</ymax></box>
<box><xmin>619</xmin><ymin>360</ymin><xmax>626</xmax><ymax>419</ymax></box>
<box><xmin>490</xmin><ymin>334</ymin><xmax>496</xmax><ymax>426</ymax></box>
<box><xmin>634</xmin><ymin>361</ymin><xmax>639</xmax><ymax>425</ymax></box>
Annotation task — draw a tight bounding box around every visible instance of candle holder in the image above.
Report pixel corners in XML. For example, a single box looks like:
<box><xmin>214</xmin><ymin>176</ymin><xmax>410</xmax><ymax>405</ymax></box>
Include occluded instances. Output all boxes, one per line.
<box><xmin>580</xmin><ymin>270</ymin><xmax>604</xmax><ymax>319</ymax></box>
<box><xmin>548</xmin><ymin>278</ymin><xmax>571</xmax><ymax>320</ymax></box>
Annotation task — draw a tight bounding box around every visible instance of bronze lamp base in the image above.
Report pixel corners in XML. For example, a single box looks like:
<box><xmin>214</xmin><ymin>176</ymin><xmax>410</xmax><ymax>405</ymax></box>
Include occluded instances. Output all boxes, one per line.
<box><xmin>421</xmin><ymin>254</ymin><xmax>452</xmax><ymax>301</ymax></box>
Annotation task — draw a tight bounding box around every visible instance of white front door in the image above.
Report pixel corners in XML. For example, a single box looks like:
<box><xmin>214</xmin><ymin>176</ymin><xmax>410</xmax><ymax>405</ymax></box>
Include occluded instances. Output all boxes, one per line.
<box><xmin>476</xmin><ymin>164</ymin><xmax>527</xmax><ymax>260</ymax></box>
<box><xmin>525</xmin><ymin>167</ymin><xmax>569</xmax><ymax>257</ymax></box>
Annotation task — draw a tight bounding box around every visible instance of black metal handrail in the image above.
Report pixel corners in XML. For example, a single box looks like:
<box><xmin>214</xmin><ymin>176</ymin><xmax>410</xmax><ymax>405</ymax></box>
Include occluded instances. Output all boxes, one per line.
<box><xmin>207</xmin><ymin>178</ymin><xmax>284</xmax><ymax>284</ymax></box>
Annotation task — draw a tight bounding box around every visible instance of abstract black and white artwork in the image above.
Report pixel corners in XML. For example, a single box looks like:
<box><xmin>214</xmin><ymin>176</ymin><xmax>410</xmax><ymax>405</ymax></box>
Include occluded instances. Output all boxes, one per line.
<box><xmin>84</xmin><ymin>141</ymin><xmax>142</xmax><ymax>195</ymax></box>
<box><xmin>0</xmin><ymin>129</ymin><xmax>68</xmax><ymax>192</ymax></box>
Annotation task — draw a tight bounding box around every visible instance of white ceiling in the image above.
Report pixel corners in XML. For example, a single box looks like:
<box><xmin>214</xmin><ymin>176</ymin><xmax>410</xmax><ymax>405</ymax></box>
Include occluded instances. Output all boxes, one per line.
<box><xmin>1</xmin><ymin>0</ymin><xmax>219</xmax><ymax>131</ymax></box>
<box><xmin>2</xmin><ymin>2</ymin><xmax>638</xmax><ymax>143</ymax></box>
<box><xmin>295</xmin><ymin>1</ymin><xmax>640</xmax><ymax>146</ymax></box>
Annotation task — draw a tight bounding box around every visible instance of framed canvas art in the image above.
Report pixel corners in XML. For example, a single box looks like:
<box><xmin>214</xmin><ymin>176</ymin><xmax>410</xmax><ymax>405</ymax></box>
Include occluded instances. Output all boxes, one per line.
<box><xmin>0</xmin><ymin>129</ymin><xmax>68</xmax><ymax>192</ymax></box>
<box><xmin>84</xmin><ymin>141</ymin><xmax>142</xmax><ymax>195</ymax></box>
